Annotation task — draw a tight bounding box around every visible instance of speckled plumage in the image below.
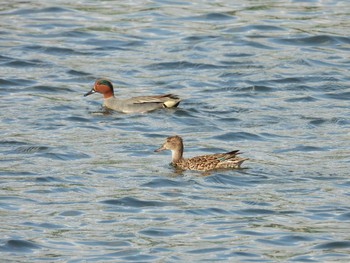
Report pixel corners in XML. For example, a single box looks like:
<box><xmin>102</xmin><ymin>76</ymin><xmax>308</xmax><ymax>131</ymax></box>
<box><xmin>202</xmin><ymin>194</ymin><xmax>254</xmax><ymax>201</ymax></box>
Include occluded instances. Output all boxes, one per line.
<box><xmin>155</xmin><ymin>136</ymin><xmax>248</xmax><ymax>171</ymax></box>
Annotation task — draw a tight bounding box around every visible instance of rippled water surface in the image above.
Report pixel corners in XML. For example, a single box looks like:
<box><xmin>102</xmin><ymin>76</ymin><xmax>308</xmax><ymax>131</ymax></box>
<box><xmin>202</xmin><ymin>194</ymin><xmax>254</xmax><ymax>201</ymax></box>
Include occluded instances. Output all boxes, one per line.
<box><xmin>1</xmin><ymin>0</ymin><xmax>350</xmax><ymax>262</ymax></box>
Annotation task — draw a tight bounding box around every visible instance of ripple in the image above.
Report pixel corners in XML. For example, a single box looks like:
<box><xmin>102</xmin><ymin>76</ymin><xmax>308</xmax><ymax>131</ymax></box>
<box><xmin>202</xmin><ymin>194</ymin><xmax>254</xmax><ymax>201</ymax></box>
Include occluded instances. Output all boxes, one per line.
<box><xmin>78</xmin><ymin>240</ymin><xmax>131</xmax><ymax>247</ymax></box>
<box><xmin>0</xmin><ymin>140</ymin><xmax>29</xmax><ymax>147</ymax></box>
<box><xmin>67</xmin><ymin>69</ymin><xmax>91</xmax><ymax>76</ymax></box>
<box><xmin>139</xmin><ymin>227</ymin><xmax>186</xmax><ymax>237</ymax></box>
<box><xmin>237</xmin><ymin>208</ymin><xmax>276</xmax><ymax>215</ymax></box>
<box><xmin>84</xmin><ymin>38</ymin><xmax>144</xmax><ymax>51</ymax></box>
<box><xmin>285</xmin><ymin>96</ymin><xmax>318</xmax><ymax>102</ymax></box>
<box><xmin>314</xmin><ymin>241</ymin><xmax>350</xmax><ymax>250</ymax></box>
<box><xmin>0</xmin><ymin>54</ymin><xmax>12</xmax><ymax>61</ymax></box>
<box><xmin>65</xmin><ymin>116</ymin><xmax>91</xmax><ymax>122</ymax></box>
<box><xmin>204</xmin><ymin>174</ymin><xmax>253</xmax><ymax>187</ymax></box>
<box><xmin>101</xmin><ymin>197</ymin><xmax>173</xmax><ymax>208</ymax></box>
<box><xmin>34</xmin><ymin>176</ymin><xmax>64</xmax><ymax>182</ymax></box>
<box><xmin>29</xmin><ymin>85</ymin><xmax>74</xmax><ymax>93</ymax></box>
<box><xmin>23</xmin><ymin>221</ymin><xmax>64</xmax><ymax>229</ymax></box>
<box><xmin>230</xmin><ymin>251</ymin><xmax>261</xmax><ymax>259</ymax></box>
<box><xmin>40</xmin><ymin>46</ymin><xmax>81</xmax><ymax>56</ymax></box>
<box><xmin>59</xmin><ymin>210</ymin><xmax>83</xmax><ymax>216</ymax></box>
<box><xmin>336</xmin><ymin>212</ymin><xmax>350</xmax><ymax>221</ymax></box>
<box><xmin>4</xmin><ymin>59</ymin><xmax>48</xmax><ymax>68</ymax></box>
<box><xmin>257</xmin><ymin>235</ymin><xmax>311</xmax><ymax>247</ymax></box>
<box><xmin>4</xmin><ymin>6</ymin><xmax>71</xmax><ymax>15</ymax></box>
<box><xmin>61</xmin><ymin>30</ymin><xmax>96</xmax><ymax>38</ymax></box>
<box><xmin>112</xmin><ymin>253</ymin><xmax>157</xmax><ymax>262</ymax></box>
<box><xmin>243</xmin><ymin>39</ymin><xmax>277</xmax><ymax>50</ymax></box>
<box><xmin>324</xmin><ymin>91</ymin><xmax>350</xmax><ymax>100</ymax></box>
<box><xmin>141</xmin><ymin>27</ymin><xmax>177</xmax><ymax>37</ymax></box>
<box><xmin>183</xmin><ymin>35</ymin><xmax>220</xmax><ymax>42</ymax></box>
<box><xmin>186</xmin><ymin>207</ymin><xmax>231</xmax><ymax>216</ymax></box>
<box><xmin>275</xmin><ymin>145</ymin><xmax>330</xmax><ymax>153</ymax></box>
<box><xmin>11</xmin><ymin>145</ymin><xmax>90</xmax><ymax>161</ymax></box>
<box><xmin>187</xmin><ymin>247</ymin><xmax>229</xmax><ymax>254</ymax></box>
<box><xmin>184</xmin><ymin>12</ymin><xmax>235</xmax><ymax>22</ymax></box>
<box><xmin>44</xmin><ymin>151</ymin><xmax>90</xmax><ymax>161</ymax></box>
<box><xmin>146</xmin><ymin>61</ymin><xmax>227</xmax><ymax>71</ymax></box>
<box><xmin>236</xmin><ymin>85</ymin><xmax>275</xmax><ymax>92</ymax></box>
<box><xmin>304</xmin><ymin>117</ymin><xmax>346</xmax><ymax>127</ymax></box>
<box><xmin>213</xmin><ymin>132</ymin><xmax>263</xmax><ymax>141</ymax></box>
<box><xmin>141</xmin><ymin>178</ymin><xmax>190</xmax><ymax>188</ymax></box>
<box><xmin>230</xmin><ymin>24</ymin><xmax>285</xmax><ymax>33</ymax></box>
<box><xmin>0</xmin><ymin>240</ymin><xmax>41</xmax><ymax>253</ymax></box>
<box><xmin>15</xmin><ymin>146</ymin><xmax>49</xmax><ymax>154</ymax></box>
<box><xmin>273</xmin><ymin>35</ymin><xmax>350</xmax><ymax>46</ymax></box>
<box><xmin>235</xmin><ymin>230</ymin><xmax>270</xmax><ymax>236</ymax></box>
<box><xmin>0</xmin><ymin>78</ymin><xmax>36</xmax><ymax>87</ymax></box>
<box><xmin>0</xmin><ymin>171</ymin><xmax>36</xmax><ymax>177</ymax></box>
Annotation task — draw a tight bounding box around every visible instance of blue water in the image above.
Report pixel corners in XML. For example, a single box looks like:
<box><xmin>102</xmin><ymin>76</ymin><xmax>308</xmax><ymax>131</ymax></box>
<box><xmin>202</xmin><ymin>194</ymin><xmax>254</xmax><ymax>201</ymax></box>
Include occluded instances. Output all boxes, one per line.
<box><xmin>1</xmin><ymin>0</ymin><xmax>350</xmax><ymax>262</ymax></box>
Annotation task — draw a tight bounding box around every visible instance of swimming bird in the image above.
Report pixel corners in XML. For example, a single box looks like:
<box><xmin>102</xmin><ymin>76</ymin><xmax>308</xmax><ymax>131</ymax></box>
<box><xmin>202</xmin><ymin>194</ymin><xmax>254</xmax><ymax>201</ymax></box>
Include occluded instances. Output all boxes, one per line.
<box><xmin>84</xmin><ymin>79</ymin><xmax>181</xmax><ymax>113</ymax></box>
<box><xmin>154</xmin><ymin>135</ymin><xmax>248</xmax><ymax>171</ymax></box>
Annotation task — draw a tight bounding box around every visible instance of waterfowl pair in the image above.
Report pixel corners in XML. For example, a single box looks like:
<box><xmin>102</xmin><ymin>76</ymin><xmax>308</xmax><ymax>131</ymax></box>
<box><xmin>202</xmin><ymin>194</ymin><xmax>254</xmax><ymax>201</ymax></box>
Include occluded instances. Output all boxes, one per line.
<box><xmin>84</xmin><ymin>79</ymin><xmax>181</xmax><ymax>113</ymax></box>
<box><xmin>155</xmin><ymin>136</ymin><xmax>248</xmax><ymax>171</ymax></box>
<box><xmin>85</xmin><ymin>80</ymin><xmax>248</xmax><ymax>170</ymax></box>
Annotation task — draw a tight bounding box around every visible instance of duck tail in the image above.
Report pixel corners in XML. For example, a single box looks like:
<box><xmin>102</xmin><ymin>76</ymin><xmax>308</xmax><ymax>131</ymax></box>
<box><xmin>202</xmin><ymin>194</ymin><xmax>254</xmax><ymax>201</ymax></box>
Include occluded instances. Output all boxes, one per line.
<box><xmin>226</xmin><ymin>150</ymin><xmax>241</xmax><ymax>156</ymax></box>
<box><xmin>234</xmin><ymin>158</ymin><xmax>249</xmax><ymax>168</ymax></box>
<box><xmin>163</xmin><ymin>94</ymin><xmax>181</xmax><ymax>108</ymax></box>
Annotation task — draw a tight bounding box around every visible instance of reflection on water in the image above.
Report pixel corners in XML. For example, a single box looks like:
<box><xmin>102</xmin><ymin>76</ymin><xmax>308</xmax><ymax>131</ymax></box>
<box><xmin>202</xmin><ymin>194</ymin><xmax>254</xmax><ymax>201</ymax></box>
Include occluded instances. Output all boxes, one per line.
<box><xmin>1</xmin><ymin>0</ymin><xmax>350</xmax><ymax>262</ymax></box>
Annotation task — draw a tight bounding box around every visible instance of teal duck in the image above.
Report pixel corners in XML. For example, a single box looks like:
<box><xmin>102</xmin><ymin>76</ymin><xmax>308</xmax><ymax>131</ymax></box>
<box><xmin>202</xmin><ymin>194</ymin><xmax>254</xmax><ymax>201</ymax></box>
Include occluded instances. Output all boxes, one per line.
<box><xmin>84</xmin><ymin>79</ymin><xmax>181</xmax><ymax>113</ymax></box>
<box><xmin>155</xmin><ymin>135</ymin><xmax>248</xmax><ymax>171</ymax></box>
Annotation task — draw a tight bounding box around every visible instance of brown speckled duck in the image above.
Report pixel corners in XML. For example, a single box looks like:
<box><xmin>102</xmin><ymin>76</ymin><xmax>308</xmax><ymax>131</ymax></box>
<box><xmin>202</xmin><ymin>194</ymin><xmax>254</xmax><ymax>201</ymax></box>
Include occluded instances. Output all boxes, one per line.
<box><xmin>84</xmin><ymin>79</ymin><xmax>181</xmax><ymax>113</ymax></box>
<box><xmin>155</xmin><ymin>135</ymin><xmax>248</xmax><ymax>171</ymax></box>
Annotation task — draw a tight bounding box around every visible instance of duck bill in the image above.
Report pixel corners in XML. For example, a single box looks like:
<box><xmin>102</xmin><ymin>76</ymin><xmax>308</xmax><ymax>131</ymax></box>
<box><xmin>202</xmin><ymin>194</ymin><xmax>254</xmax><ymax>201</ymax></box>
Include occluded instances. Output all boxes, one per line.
<box><xmin>154</xmin><ymin>145</ymin><xmax>166</xmax><ymax>152</ymax></box>
<box><xmin>84</xmin><ymin>89</ymin><xmax>96</xmax><ymax>97</ymax></box>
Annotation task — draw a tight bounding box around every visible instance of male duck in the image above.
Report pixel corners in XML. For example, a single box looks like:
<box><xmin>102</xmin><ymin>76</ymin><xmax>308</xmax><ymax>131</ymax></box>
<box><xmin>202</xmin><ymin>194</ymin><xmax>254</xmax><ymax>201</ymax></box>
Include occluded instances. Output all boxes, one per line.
<box><xmin>84</xmin><ymin>79</ymin><xmax>181</xmax><ymax>113</ymax></box>
<box><xmin>155</xmin><ymin>135</ymin><xmax>248</xmax><ymax>171</ymax></box>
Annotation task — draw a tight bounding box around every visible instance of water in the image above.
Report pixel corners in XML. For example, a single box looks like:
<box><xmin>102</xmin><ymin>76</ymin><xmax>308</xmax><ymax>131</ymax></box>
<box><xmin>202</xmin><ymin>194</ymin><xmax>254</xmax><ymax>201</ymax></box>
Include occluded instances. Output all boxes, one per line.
<box><xmin>1</xmin><ymin>0</ymin><xmax>349</xmax><ymax>262</ymax></box>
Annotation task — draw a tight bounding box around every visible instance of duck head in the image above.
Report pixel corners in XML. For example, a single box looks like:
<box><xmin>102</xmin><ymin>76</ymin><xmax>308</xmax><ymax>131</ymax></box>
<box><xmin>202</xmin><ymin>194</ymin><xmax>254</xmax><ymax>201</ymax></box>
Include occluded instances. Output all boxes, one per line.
<box><xmin>84</xmin><ymin>79</ymin><xmax>114</xmax><ymax>98</ymax></box>
<box><xmin>155</xmin><ymin>135</ymin><xmax>184</xmax><ymax>163</ymax></box>
<box><xmin>154</xmin><ymin>135</ymin><xmax>183</xmax><ymax>152</ymax></box>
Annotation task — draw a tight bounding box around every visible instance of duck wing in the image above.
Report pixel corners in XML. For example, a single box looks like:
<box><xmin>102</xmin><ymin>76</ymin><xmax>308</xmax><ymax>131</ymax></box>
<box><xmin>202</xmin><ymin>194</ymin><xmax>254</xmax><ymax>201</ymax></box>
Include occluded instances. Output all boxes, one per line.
<box><xmin>179</xmin><ymin>150</ymin><xmax>245</xmax><ymax>171</ymax></box>
<box><xmin>128</xmin><ymin>94</ymin><xmax>180</xmax><ymax>104</ymax></box>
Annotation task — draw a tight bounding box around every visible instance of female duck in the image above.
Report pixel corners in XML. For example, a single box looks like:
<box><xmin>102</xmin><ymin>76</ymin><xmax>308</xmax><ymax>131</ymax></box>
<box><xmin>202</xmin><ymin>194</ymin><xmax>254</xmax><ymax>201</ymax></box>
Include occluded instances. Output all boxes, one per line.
<box><xmin>84</xmin><ymin>79</ymin><xmax>181</xmax><ymax>113</ymax></box>
<box><xmin>155</xmin><ymin>136</ymin><xmax>248</xmax><ymax>171</ymax></box>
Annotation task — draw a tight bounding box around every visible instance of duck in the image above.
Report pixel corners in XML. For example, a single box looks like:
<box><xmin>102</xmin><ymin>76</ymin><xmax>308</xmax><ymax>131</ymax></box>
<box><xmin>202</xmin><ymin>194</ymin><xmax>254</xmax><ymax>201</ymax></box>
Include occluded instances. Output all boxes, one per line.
<box><xmin>84</xmin><ymin>79</ymin><xmax>181</xmax><ymax>113</ymax></box>
<box><xmin>154</xmin><ymin>135</ymin><xmax>248</xmax><ymax>171</ymax></box>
